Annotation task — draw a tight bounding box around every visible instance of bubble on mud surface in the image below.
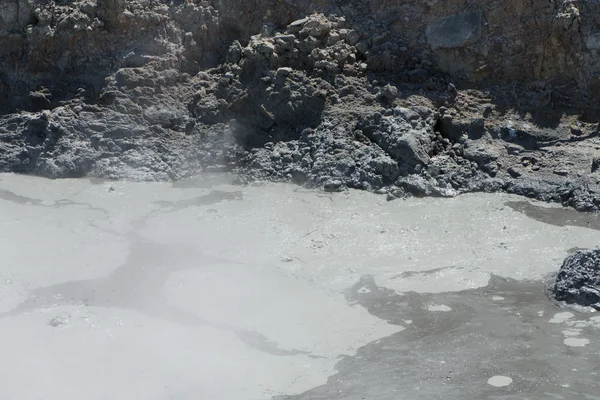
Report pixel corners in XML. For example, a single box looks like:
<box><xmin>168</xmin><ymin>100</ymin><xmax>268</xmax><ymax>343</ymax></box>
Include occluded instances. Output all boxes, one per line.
<box><xmin>487</xmin><ymin>375</ymin><xmax>513</xmax><ymax>387</ymax></box>
<box><xmin>383</xmin><ymin>266</ymin><xmax>490</xmax><ymax>294</ymax></box>
<box><xmin>427</xmin><ymin>304</ymin><xmax>452</xmax><ymax>312</ymax></box>
<box><xmin>549</xmin><ymin>312</ymin><xmax>574</xmax><ymax>323</ymax></box>
<box><xmin>564</xmin><ymin>337</ymin><xmax>590</xmax><ymax>347</ymax></box>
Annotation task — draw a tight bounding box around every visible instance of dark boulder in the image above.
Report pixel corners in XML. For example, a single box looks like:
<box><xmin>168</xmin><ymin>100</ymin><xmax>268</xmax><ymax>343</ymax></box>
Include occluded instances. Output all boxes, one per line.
<box><xmin>552</xmin><ymin>249</ymin><xmax>600</xmax><ymax>309</ymax></box>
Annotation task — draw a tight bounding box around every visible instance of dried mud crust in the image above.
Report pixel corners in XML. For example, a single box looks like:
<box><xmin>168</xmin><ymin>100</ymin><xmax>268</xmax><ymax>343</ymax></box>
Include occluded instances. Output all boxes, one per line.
<box><xmin>1</xmin><ymin>2</ymin><xmax>600</xmax><ymax>209</ymax></box>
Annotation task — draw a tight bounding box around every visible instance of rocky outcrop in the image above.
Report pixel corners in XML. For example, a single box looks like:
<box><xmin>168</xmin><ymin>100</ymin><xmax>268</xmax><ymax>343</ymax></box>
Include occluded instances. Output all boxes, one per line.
<box><xmin>2</xmin><ymin>1</ymin><xmax>600</xmax><ymax>210</ymax></box>
<box><xmin>553</xmin><ymin>249</ymin><xmax>600</xmax><ymax>310</ymax></box>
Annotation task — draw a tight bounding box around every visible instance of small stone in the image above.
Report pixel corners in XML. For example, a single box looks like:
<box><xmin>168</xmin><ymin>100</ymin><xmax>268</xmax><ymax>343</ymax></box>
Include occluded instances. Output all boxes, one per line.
<box><xmin>288</xmin><ymin>17</ymin><xmax>309</xmax><ymax>28</ymax></box>
<box><xmin>355</xmin><ymin>41</ymin><xmax>369</xmax><ymax>54</ymax></box>
<box><xmin>505</xmin><ymin>144</ymin><xmax>523</xmax><ymax>155</ymax></box>
<box><xmin>300</xmin><ymin>16</ymin><xmax>332</xmax><ymax>38</ymax></box>
<box><xmin>326</xmin><ymin>32</ymin><xmax>341</xmax><ymax>46</ymax></box>
<box><xmin>323</xmin><ymin>179</ymin><xmax>343</xmax><ymax>192</ymax></box>
<box><xmin>275</xmin><ymin>67</ymin><xmax>293</xmax><ymax>84</ymax></box>
<box><xmin>382</xmin><ymin>84</ymin><xmax>399</xmax><ymax>102</ymax></box>
<box><xmin>507</xmin><ymin>167</ymin><xmax>521</xmax><ymax>178</ymax></box>
<box><xmin>344</xmin><ymin>29</ymin><xmax>361</xmax><ymax>45</ymax></box>
<box><xmin>570</xmin><ymin>125</ymin><xmax>583</xmax><ymax>136</ymax></box>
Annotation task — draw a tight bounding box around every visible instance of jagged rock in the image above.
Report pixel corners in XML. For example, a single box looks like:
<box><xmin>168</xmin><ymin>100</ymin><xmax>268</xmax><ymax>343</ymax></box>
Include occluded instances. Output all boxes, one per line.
<box><xmin>358</xmin><ymin>110</ymin><xmax>435</xmax><ymax>174</ymax></box>
<box><xmin>382</xmin><ymin>84</ymin><xmax>399</xmax><ymax>102</ymax></box>
<box><xmin>553</xmin><ymin>249</ymin><xmax>600</xmax><ymax>309</ymax></box>
<box><xmin>1</xmin><ymin>2</ymin><xmax>600</xmax><ymax>211</ymax></box>
<box><xmin>395</xmin><ymin>175</ymin><xmax>458</xmax><ymax>198</ymax></box>
<box><xmin>299</xmin><ymin>14</ymin><xmax>332</xmax><ymax>38</ymax></box>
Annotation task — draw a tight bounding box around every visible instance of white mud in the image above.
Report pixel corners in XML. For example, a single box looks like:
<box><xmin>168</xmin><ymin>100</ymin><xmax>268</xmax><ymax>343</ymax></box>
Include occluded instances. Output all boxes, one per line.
<box><xmin>2</xmin><ymin>173</ymin><xmax>600</xmax><ymax>399</ymax></box>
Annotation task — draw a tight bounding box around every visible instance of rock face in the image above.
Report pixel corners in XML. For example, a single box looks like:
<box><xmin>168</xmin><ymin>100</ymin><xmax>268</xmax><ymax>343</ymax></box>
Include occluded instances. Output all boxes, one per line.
<box><xmin>426</xmin><ymin>11</ymin><xmax>483</xmax><ymax>50</ymax></box>
<box><xmin>2</xmin><ymin>1</ymin><xmax>600</xmax><ymax>209</ymax></box>
<box><xmin>553</xmin><ymin>249</ymin><xmax>600</xmax><ymax>309</ymax></box>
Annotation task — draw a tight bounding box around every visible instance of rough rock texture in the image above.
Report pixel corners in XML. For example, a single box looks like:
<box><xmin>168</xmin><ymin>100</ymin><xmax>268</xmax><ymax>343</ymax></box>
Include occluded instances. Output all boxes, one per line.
<box><xmin>426</xmin><ymin>11</ymin><xmax>483</xmax><ymax>51</ymax></box>
<box><xmin>3</xmin><ymin>1</ymin><xmax>600</xmax><ymax>209</ymax></box>
<box><xmin>553</xmin><ymin>249</ymin><xmax>600</xmax><ymax>310</ymax></box>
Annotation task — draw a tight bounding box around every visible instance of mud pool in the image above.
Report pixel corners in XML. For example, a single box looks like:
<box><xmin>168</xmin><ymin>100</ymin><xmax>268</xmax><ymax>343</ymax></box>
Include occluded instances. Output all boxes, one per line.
<box><xmin>1</xmin><ymin>173</ymin><xmax>600</xmax><ymax>400</ymax></box>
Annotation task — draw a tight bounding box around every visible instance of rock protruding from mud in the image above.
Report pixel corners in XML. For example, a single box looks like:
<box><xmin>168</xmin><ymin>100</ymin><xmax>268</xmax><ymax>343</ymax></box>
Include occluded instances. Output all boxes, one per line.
<box><xmin>553</xmin><ymin>249</ymin><xmax>600</xmax><ymax>309</ymax></box>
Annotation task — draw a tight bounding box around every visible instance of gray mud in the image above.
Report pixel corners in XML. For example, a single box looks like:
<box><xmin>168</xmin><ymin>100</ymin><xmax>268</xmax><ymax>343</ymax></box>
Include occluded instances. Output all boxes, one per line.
<box><xmin>506</xmin><ymin>200</ymin><xmax>600</xmax><ymax>231</ymax></box>
<box><xmin>2</xmin><ymin>174</ymin><xmax>600</xmax><ymax>399</ymax></box>
<box><xmin>278</xmin><ymin>276</ymin><xmax>600</xmax><ymax>400</ymax></box>
<box><xmin>278</xmin><ymin>198</ymin><xmax>600</xmax><ymax>400</ymax></box>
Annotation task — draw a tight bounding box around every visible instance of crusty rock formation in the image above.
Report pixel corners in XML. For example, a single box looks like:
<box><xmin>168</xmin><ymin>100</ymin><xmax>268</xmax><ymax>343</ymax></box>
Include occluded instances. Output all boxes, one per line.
<box><xmin>2</xmin><ymin>1</ymin><xmax>600</xmax><ymax>209</ymax></box>
<box><xmin>553</xmin><ymin>249</ymin><xmax>600</xmax><ymax>310</ymax></box>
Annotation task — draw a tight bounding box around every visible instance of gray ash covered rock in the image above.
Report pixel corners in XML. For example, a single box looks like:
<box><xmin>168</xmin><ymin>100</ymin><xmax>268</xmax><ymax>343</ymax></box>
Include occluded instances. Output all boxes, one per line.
<box><xmin>553</xmin><ymin>249</ymin><xmax>600</xmax><ymax>309</ymax></box>
<box><xmin>3</xmin><ymin>2</ymin><xmax>600</xmax><ymax>211</ymax></box>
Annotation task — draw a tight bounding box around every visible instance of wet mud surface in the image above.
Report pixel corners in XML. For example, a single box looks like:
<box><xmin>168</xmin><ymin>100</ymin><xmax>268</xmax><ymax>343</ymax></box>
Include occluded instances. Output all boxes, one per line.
<box><xmin>279</xmin><ymin>276</ymin><xmax>600</xmax><ymax>400</ymax></box>
<box><xmin>280</xmin><ymin>199</ymin><xmax>600</xmax><ymax>400</ymax></box>
<box><xmin>2</xmin><ymin>174</ymin><xmax>600</xmax><ymax>399</ymax></box>
<box><xmin>506</xmin><ymin>201</ymin><xmax>600</xmax><ymax>231</ymax></box>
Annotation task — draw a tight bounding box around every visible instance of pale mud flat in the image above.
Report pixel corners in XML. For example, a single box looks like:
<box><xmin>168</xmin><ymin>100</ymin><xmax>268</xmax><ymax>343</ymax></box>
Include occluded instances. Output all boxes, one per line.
<box><xmin>1</xmin><ymin>174</ymin><xmax>600</xmax><ymax>400</ymax></box>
